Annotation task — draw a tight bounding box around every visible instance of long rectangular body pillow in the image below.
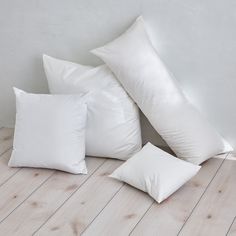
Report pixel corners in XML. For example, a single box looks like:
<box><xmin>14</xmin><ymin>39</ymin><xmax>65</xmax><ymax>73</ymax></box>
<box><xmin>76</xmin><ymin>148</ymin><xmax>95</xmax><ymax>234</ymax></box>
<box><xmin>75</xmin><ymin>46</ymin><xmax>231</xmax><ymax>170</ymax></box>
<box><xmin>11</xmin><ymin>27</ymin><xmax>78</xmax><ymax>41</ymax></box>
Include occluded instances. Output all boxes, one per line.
<box><xmin>92</xmin><ymin>16</ymin><xmax>232</xmax><ymax>164</ymax></box>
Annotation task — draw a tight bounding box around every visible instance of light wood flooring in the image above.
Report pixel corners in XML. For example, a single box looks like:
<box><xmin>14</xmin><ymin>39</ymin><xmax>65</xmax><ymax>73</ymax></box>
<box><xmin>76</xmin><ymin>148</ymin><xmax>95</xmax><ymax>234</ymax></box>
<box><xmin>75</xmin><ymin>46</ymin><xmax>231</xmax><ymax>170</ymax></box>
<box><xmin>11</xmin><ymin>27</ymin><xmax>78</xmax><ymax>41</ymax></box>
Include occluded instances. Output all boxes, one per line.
<box><xmin>0</xmin><ymin>127</ymin><xmax>235</xmax><ymax>236</ymax></box>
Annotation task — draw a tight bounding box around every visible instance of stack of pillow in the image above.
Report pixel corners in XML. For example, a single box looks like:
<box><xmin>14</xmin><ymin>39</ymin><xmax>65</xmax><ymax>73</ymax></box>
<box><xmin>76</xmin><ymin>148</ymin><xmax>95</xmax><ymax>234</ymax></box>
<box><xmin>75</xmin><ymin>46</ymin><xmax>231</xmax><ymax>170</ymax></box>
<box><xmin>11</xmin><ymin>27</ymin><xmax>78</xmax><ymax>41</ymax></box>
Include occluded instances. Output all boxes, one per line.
<box><xmin>9</xmin><ymin>16</ymin><xmax>232</xmax><ymax>203</ymax></box>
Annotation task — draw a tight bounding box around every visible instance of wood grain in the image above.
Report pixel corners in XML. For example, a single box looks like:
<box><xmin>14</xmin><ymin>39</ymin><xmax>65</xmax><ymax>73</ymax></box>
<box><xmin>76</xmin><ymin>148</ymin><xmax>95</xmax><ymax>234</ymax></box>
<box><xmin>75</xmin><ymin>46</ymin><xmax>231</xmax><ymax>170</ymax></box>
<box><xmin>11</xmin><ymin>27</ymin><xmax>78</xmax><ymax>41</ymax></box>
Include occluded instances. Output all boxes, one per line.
<box><xmin>0</xmin><ymin>128</ymin><xmax>14</xmax><ymax>156</ymax></box>
<box><xmin>0</xmin><ymin>168</ymin><xmax>53</xmax><ymax>223</ymax></box>
<box><xmin>0</xmin><ymin>149</ymin><xmax>19</xmax><ymax>186</ymax></box>
<box><xmin>0</xmin><ymin>127</ymin><xmax>235</xmax><ymax>236</ymax></box>
<box><xmin>35</xmin><ymin>159</ymin><xmax>123</xmax><ymax>236</ymax></box>
<box><xmin>82</xmin><ymin>184</ymin><xmax>153</xmax><ymax>236</ymax></box>
<box><xmin>179</xmin><ymin>155</ymin><xmax>236</xmax><ymax>236</ymax></box>
<box><xmin>130</xmin><ymin>155</ymin><xmax>226</xmax><ymax>236</ymax></box>
<box><xmin>0</xmin><ymin>157</ymin><xmax>104</xmax><ymax>235</ymax></box>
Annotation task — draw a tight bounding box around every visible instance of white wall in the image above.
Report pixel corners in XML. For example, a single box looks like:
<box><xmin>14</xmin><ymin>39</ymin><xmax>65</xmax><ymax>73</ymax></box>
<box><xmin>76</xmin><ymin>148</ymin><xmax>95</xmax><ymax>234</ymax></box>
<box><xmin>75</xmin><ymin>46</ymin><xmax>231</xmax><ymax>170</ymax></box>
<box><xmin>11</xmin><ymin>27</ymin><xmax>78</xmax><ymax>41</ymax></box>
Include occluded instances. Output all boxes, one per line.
<box><xmin>0</xmin><ymin>0</ymin><xmax>236</xmax><ymax>149</ymax></box>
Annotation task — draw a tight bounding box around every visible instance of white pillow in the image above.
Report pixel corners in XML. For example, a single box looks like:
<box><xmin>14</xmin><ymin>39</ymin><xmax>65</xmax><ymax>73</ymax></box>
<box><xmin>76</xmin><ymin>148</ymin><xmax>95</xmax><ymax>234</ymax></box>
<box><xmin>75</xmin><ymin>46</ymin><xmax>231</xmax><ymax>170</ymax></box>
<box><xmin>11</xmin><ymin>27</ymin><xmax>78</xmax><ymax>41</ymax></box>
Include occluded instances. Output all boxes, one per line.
<box><xmin>92</xmin><ymin>16</ymin><xmax>232</xmax><ymax>164</ymax></box>
<box><xmin>43</xmin><ymin>55</ymin><xmax>142</xmax><ymax>160</ymax></box>
<box><xmin>9</xmin><ymin>88</ymin><xmax>87</xmax><ymax>174</ymax></box>
<box><xmin>110</xmin><ymin>142</ymin><xmax>201</xmax><ymax>203</ymax></box>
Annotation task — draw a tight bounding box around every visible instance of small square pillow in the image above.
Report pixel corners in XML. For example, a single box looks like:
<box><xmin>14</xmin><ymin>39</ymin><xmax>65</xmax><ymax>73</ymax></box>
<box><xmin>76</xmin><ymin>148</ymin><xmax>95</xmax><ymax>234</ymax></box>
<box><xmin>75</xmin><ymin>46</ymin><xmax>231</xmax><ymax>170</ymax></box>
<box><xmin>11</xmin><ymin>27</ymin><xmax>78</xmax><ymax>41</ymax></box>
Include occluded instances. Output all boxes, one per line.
<box><xmin>110</xmin><ymin>143</ymin><xmax>201</xmax><ymax>203</ymax></box>
<box><xmin>43</xmin><ymin>55</ymin><xmax>142</xmax><ymax>160</ymax></box>
<box><xmin>110</xmin><ymin>142</ymin><xmax>201</xmax><ymax>203</ymax></box>
<box><xmin>92</xmin><ymin>16</ymin><xmax>233</xmax><ymax>164</ymax></box>
<box><xmin>9</xmin><ymin>88</ymin><xmax>87</xmax><ymax>174</ymax></box>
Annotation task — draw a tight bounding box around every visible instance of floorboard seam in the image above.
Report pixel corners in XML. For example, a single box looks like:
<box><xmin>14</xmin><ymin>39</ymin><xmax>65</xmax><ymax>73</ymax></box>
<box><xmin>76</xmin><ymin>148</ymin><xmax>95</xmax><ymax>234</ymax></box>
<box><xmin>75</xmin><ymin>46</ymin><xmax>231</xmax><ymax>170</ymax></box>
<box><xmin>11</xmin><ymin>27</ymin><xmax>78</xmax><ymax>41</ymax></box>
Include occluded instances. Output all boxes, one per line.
<box><xmin>226</xmin><ymin>216</ymin><xmax>236</xmax><ymax>235</ymax></box>
<box><xmin>128</xmin><ymin>200</ymin><xmax>155</xmax><ymax>236</ymax></box>
<box><xmin>0</xmin><ymin>170</ymin><xmax>55</xmax><ymax>225</ymax></box>
<box><xmin>0</xmin><ymin>147</ymin><xmax>22</xmax><ymax>189</ymax></box>
<box><xmin>177</xmin><ymin>153</ymin><xmax>229</xmax><ymax>235</ymax></box>
<box><xmin>0</xmin><ymin>145</ymin><xmax>12</xmax><ymax>157</ymax></box>
<box><xmin>0</xmin><ymin>168</ymin><xmax>22</xmax><ymax>188</ymax></box>
<box><xmin>32</xmin><ymin>158</ymin><xmax>107</xmax><ymax>235</ymax></box>
<box><xmin>81</xmin><ymin>183</ymin><xmax>125</xmax><ymax>235</ymax></box>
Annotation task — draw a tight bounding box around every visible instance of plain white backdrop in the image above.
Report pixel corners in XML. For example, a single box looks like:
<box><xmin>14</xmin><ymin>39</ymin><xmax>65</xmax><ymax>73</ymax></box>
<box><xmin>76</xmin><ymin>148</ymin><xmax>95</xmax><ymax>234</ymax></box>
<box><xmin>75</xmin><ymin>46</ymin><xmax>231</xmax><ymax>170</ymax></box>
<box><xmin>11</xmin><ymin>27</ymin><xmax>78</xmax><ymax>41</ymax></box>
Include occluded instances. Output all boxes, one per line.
<box><xmin>0</xmin><ymin>0</ymin><xmax>235</xmax><ymax>150</ymax></box>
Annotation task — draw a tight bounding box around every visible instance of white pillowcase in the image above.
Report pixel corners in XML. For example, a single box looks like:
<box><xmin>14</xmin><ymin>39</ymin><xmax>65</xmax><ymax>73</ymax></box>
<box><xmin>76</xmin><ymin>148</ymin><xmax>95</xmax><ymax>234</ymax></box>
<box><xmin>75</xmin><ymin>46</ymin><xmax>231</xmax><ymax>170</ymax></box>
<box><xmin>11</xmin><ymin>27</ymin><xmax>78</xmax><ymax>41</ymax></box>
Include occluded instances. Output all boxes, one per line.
<box><xmin>92</xmin><ymin>16</ymin><xmax>232</xmax><ymax>164</ymax></box>
<box><xmin>110</xmin><ymin>142</ymin><xmax>201</xmax><ymax>203</ymax></box>
<box><xmin>9</xmin><ymin>88</ymin><xmax>87</xmax><ymax>174</ymax></box>
<box><xmin>43</xmin><ymin>55</ymin><xmax>142</xmax><ymax>160</ymax></box>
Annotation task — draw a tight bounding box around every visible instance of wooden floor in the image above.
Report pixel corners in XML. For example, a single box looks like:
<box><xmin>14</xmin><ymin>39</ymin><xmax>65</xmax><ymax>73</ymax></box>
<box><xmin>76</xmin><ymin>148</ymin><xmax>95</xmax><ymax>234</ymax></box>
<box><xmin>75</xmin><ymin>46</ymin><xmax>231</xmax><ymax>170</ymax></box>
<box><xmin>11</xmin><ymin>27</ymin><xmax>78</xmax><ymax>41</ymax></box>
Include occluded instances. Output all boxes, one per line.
<box><xmin>0</xmin><ymin>127</ymin><xmax>235</xmax><ymax>236</ymax></box>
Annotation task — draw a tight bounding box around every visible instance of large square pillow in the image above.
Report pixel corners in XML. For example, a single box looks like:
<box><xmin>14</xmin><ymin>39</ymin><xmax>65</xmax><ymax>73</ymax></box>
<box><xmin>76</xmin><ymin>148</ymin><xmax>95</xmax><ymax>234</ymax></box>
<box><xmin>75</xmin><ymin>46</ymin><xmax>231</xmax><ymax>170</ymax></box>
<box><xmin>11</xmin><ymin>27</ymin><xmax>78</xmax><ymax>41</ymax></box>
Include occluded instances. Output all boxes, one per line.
<box><xmin>110</xmin><ymin>142</ymin><xmax>201</xmax><ymax>203</ymax></box>
<box><xmin>43</xmin><ymin>55</ymin><xmax>142</xmax><ymax>160</ymax></box>
<box><xmin>9</xmin><ymin>88</ymin><xmax>87</xmax><ymax>174</ymax></box>
<box><xmin>92</xmin><ymin>16</ymin><xmax>232</xmax><ymax>164</ymax></box>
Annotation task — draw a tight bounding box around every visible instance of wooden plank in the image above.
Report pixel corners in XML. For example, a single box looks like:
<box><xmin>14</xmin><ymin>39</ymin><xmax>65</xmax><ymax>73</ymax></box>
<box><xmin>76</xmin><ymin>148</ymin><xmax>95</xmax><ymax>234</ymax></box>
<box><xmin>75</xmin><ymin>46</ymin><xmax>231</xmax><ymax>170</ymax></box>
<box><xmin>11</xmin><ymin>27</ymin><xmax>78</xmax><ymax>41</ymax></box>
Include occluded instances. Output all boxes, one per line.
<box><xmin>82</xmin><ymin>185</ymin><xmax>153</xmax><ymax>236</ymax></box>
<box><xmin>0</xmin><ymin>157</ymin><xmax>105</xmax><ymax>235</ymax></box>
<box><xmin>0</xmin><ymin>128</ymin><xmax>14</xmax><ymax>156</ymax></box>
<box><xmin>179</xmin><ymin>155</ymin><xmax>236</xmax><ymax>236</ymax></box>
<box><xmin>0</xmin><ymin>149</ymin><xmax>19</xmax><ymax>186</ymax></box>
<box><xmin>130</xmin><ymin>155</ymin><xmax>226</xmax><ymax>236</ymax></box>
<box><xmin>0</xmin><ymin>168</ymin><xmax>54</xmax><ymax>223</ymax></box>
<box><xmin>227</xmin><ymin>217</ymin><xmax>236</xmax><ymax>236</ymax></box>
<box><xmin>34</xmin><ymin>159</ymin><xmax>123</xmax><ymax>236</ymax></box>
